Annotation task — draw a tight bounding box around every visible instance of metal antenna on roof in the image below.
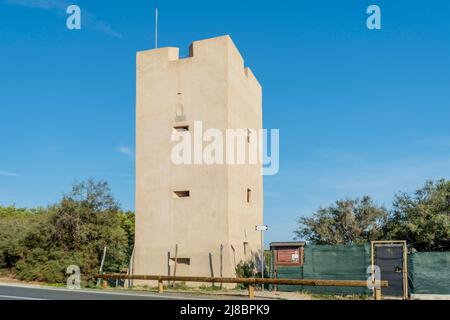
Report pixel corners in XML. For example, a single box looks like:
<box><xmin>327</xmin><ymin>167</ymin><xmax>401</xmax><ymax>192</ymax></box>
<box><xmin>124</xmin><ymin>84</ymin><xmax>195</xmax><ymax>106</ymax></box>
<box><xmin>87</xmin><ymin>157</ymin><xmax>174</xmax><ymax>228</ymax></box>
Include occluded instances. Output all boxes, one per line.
<box><xmin>155</xmin><ymin>7</ymin><xmax>158</xmax><ymax>48</ymax></box>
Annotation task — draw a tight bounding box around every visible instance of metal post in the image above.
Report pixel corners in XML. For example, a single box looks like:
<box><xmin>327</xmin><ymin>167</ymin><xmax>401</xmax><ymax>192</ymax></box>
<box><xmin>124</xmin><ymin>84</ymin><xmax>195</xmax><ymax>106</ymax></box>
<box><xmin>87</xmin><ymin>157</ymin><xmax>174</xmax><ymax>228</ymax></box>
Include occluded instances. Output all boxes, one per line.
<box><xmin>128</xmin><ymin>247</ymin><xmax>135</xmax><ymax>288</ymax></box>
<box><xmin>255</xmin><ymin>225</ymin><xmax>268</xmax><ymax>291</ymax></box>
<box><xmin>155</xmin><ymin>8</ymin><xmax>158</xmax><ymax>49</ymax></box>
<box><xmin>209</xmin><ymin>253</ymin><xmax>215</xmax><ymax>287</ymax></box>
<box><xmin>172</xmin><ymin>244</ymin><xmax>178</xmax><ymax>287</ymax></box>
<box><xmin>97</xmin><ymin>246</ymin><xmax>107</xmax><ymax>287</ymax></box>
<box><xmin>220</xmin><ymin>244</ymin><xmax>223</xmax><ymax>289</ymax></box>
<box><xmin>167</xmin><ymin>251</ymin><xmax>171</xmax><ymax>277</ymax></box>
<box><xmin>261</xmin><ymin>230</ymin><xmax>264</xmax><ymax>291</ymax></box>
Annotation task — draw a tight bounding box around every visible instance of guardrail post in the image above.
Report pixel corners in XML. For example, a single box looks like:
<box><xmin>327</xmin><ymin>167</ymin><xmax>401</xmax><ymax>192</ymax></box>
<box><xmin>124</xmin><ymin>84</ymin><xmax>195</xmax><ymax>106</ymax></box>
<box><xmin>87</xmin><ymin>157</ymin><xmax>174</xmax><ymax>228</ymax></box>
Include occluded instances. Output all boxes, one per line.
<box><xmin>375</xmin><ymin>288</ymin><xmax>382</xmax><ymax>300</ymax></box>
<box><xmin>248</xmin><ymin>285</ymin><xmax>255</xmax><ymax>299</ymax></box>
<box><xmin>158</xmin><ymin>280</ymin><xmax>164</xmax><ymax>294</ymax></box>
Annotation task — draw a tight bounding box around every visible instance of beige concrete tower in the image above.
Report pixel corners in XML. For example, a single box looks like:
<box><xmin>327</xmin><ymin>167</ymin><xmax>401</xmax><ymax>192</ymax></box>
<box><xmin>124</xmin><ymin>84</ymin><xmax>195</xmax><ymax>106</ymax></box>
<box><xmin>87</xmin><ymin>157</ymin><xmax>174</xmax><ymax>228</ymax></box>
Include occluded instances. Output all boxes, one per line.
<box><xmin>134</xmin><ymin>35</ymin><xmax>263</xmax><ymax>283</ymax></box>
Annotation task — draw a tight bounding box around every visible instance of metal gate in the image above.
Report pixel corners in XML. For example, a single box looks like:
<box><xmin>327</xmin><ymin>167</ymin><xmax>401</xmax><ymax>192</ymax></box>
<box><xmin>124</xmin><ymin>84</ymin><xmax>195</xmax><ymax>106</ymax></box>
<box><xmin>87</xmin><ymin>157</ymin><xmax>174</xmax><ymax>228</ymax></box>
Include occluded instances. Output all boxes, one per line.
<box><xmin>371</xmin><ymin>241</ymin><xmax>408</xmax><ymax>299</ymax></box>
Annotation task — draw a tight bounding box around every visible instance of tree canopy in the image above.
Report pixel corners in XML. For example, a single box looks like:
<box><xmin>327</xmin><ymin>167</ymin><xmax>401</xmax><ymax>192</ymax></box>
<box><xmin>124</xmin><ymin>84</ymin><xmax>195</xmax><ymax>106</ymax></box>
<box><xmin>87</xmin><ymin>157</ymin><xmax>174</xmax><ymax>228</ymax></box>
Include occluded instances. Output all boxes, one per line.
<box><xmin>382</xmin><ymin>179</ymin><xmax>450</xmax><ymax>251</ymax></box>
<box><xmin>0</xmin><ymin>179</ymin><xmax>134</xmax><ymax>285</ymax></box>
<box><xmin>294</xmin><ymin>196</ymin><xmax>387</xmax><ymax>245</ymax></box>
<box><xmin>295</xmin><ymin>179</ymin><xmax>450</xmax><ymax>251</ymax></box>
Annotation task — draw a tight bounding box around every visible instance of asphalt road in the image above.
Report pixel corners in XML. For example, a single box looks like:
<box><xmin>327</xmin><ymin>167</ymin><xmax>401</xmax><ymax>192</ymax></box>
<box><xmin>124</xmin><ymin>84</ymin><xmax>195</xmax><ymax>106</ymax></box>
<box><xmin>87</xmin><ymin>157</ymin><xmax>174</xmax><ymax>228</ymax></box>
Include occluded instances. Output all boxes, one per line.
<box><xmin>0</xmin><ymin>283</ymin><xmax>211</xmax><ymax>300</ymax></box>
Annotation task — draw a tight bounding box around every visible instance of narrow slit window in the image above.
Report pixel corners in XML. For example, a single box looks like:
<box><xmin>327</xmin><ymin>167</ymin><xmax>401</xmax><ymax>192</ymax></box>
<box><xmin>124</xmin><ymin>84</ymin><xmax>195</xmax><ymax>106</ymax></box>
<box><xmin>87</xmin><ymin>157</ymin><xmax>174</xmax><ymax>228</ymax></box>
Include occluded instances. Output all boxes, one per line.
<box><xmin>247</xmin><ymin>188</ymin><xmax>252</xmax><ymax>203</ymax></box>
<box><xmin>174</xmin><ymin>125</ymin><xmax>189</xmax><ymax>132</ymax></box>
<box><xmin>170</xmin><ymin>257</ymin><xmax>190</xmax><ymax>265</ymax></box>
<box><xmin>173</xmin><ymin>190</ymin><xmax>190</xmax><ymax>198</ymax></box>
<box><xmin>247</xmin><ymin>129</ymin><xmax>251</xmax><ymax>143</ymax></box>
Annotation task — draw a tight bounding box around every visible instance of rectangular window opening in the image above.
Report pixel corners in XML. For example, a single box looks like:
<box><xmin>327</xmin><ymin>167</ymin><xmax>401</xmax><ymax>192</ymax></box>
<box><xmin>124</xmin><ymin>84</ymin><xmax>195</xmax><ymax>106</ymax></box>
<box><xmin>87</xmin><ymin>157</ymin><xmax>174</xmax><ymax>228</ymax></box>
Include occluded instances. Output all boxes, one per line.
<box><xmin>170</xmin><ymin>257</ymin><xmax>191</xmax><ymax>265</ymax></box>
<box><xmin>243</xmin><ymin>242</ymin><xmax>248</xmax><ymax>259</ymax></box>
<box><xmin>173</xmin><ymin>190</ymin><xmax>190</xmax><ymax>198</ymax></box>
<box><xmin>174</xmin><ymin>125</ymin><xmax>189</xmax><ymax>132</ymax></box>
<box><xmin>247</xmin><ymin>188</ymin><xmax>252</xmax><ymax>203</ymax></box>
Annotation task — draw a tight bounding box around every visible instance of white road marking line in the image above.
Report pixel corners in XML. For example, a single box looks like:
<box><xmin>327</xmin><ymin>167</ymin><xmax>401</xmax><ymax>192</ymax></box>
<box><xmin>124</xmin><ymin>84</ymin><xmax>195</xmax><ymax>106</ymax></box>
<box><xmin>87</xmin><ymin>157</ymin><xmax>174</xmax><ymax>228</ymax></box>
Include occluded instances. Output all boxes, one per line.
<box><xmin>0</xmin><ymin>284</ymin><xmax>207</xmax><ymax>300</ymax></box>
<box><xmin>52</xmin><ymin>289</ymin><xmax>206</xmax><ymax>300</ymax></box>
<box><xmin>0</xmin><ymin>294</ymin><xmax>45</xmax><ymax>300</ymax></box>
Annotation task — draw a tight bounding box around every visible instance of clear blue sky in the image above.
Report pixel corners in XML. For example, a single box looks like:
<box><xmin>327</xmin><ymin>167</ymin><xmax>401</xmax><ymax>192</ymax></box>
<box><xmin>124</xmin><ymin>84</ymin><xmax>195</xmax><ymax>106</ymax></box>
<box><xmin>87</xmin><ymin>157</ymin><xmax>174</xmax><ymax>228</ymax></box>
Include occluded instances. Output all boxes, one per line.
<box><xmin>1</xmin><ymin>0</ymin><xmax>450</xmax><ymax>244</ymax></box>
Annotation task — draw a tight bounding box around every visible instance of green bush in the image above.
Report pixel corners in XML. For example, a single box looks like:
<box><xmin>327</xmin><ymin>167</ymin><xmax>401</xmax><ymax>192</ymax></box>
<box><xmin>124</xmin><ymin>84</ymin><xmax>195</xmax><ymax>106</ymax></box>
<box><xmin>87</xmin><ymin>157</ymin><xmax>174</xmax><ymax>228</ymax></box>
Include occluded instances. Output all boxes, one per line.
<box><xmin>235</xmin><ymin>260</ymin><xmax>257</xmax><ymax>289</ymax></box>
<box><xmin>235</xmin><ymin>260</ymin><xmax>257</xmax><ymax>279</ymax></box>
<box><xmin>0</xmin><ymin>179</ymin><xmax>135</xmax><ymax>286</ymax></box>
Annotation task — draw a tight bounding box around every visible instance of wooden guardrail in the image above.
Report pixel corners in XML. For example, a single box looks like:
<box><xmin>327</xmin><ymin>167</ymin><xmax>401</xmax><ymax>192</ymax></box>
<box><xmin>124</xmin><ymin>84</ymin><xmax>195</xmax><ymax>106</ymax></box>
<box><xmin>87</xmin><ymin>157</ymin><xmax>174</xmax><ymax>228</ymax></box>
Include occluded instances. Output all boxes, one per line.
<box><xmin>95</xmin><ymin>274</ymin><xmax>388</xmax><ymax>300</ymax></box>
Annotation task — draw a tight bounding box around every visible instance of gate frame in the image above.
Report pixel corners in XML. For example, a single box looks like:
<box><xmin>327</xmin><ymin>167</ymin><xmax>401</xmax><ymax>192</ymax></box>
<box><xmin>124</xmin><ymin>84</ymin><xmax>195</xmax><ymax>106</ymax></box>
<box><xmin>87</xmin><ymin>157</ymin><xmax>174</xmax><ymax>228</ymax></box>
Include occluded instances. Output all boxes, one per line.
<box><xmin>371</xmin><ymin>240</ymin><xmax>408</xmax><ymax>300</ymax></box>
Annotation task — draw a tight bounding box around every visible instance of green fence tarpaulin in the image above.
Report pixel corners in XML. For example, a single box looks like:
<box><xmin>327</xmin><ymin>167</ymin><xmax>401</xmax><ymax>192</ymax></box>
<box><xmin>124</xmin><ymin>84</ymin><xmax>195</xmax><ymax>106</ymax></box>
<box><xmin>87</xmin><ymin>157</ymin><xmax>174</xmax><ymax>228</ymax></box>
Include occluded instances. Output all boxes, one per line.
<box><xmin>409</xmin><ymin>252</ymin><xmax>450</xmax><ymax>294</ymax></box>
<box><xmin>301</xmin><ymin>245</ymin><xmax>371</xmax><ymax>295</ymax></box>
<box><xmin>274</xmin><ymin>245</ymin><xmax>371</xmax><ymax>295</ymax></box>
<box><xmin>272</xmin><ymin>245</ymin><xmax>450</xmax><ymax>296</ymax></box>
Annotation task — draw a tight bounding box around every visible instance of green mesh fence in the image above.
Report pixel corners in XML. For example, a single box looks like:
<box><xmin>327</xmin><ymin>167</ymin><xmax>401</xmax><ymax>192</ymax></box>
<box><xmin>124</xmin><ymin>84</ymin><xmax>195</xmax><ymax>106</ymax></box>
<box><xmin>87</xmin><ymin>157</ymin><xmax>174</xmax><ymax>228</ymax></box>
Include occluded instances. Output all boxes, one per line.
<box><xmin>301</xmin><ymin>245</ymin><xmax>371</xmax><ymax>295</ymax></box>
<box><xmin>272</xmin><ymin>245</ymin><xmax>372</xmax><ymax>295</ymax></box>
<box><xmin>274</xmin><ymin>266</ymin><xmax>304</xmax><ymax>292</ymax></box>
<box><xmin>271</xmin><ymin>245</ymin><xmax>450</xmax><ymax>296</ymax></box>
<box><xmin>409</xmin><ymin>252</ymin><xmax>450</xmax><ymax>294</ymax></box>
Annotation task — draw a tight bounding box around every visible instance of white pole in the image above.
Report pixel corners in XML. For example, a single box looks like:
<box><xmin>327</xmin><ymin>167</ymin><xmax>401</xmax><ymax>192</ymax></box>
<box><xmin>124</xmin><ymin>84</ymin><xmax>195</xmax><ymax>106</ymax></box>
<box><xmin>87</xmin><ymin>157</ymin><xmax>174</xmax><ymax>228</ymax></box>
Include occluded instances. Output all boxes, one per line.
<box><xmin>155</xmin><ymin>7</ymin><xmax>158</xmax><ymax>48</ymax></box>
<box><xmin>97</xmin><ymin>246</ymin><xmax>107</xmax><ymax>287</ymax></box>
<box><xmin>127</xmin><ymin>246</ymin><xmax>135</xmax><ymax>288</ymax></box>
<box><xmin>261</xmin><ymin>230</ymin><xmax>264</xmax><ymax>291</ymax></box>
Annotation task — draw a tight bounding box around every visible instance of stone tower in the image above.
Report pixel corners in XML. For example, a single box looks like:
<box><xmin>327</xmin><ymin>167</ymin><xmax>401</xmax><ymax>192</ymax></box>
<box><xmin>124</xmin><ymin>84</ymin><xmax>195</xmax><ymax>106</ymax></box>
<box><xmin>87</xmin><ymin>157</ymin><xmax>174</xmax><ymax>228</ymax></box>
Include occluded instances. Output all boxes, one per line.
<box><xmin>134</xmin><ymin>35</ymin><xmax>263</xmax><ymax>283</ymax></box>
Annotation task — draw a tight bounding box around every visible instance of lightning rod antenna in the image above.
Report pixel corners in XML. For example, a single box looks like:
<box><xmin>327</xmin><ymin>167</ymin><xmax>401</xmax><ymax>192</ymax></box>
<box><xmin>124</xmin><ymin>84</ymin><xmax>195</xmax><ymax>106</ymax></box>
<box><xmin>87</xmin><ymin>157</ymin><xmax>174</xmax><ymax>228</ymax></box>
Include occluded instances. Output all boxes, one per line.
<box><xmin>155</xmin><ymin>7</ymin><xmax>158</xmax><ymax>49</ymax></box>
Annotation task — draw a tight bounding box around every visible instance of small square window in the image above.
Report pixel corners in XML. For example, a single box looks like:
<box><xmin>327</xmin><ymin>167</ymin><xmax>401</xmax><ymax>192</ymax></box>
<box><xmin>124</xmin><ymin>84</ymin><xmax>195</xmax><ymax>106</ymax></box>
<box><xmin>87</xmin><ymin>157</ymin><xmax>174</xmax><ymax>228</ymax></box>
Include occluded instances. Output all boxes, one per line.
<box><xmin>173</xmin><ymin>191</ymin><xmax>190</xmax><ymax>198</ymax></box>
